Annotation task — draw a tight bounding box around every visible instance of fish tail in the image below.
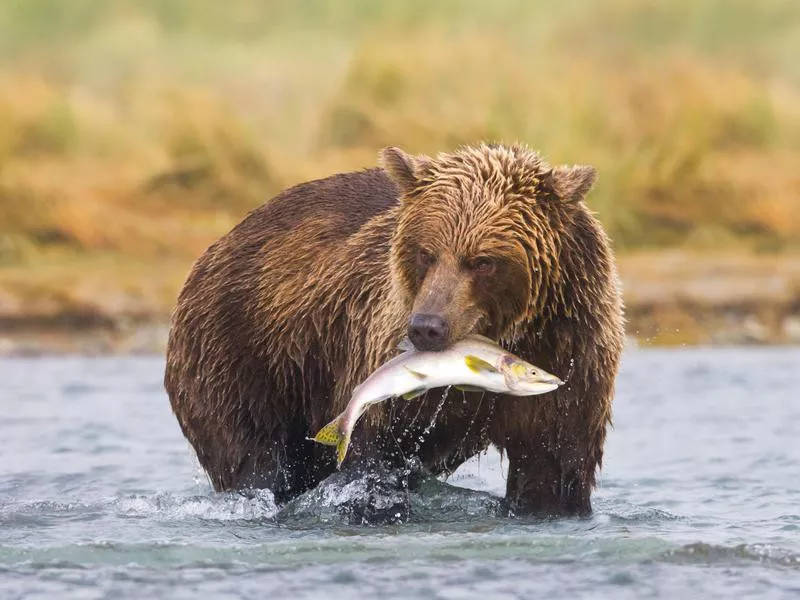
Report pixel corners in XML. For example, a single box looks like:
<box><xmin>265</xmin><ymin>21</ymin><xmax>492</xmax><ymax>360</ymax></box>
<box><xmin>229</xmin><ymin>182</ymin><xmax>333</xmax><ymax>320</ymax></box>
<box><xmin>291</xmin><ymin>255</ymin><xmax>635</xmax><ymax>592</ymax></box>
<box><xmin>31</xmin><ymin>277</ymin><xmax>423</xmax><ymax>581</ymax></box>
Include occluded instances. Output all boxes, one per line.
<box><xmin>312</xmin><ymin>415</ymin><xmax>353</xmax><ymax>469</ymax></box>
<box><xmin>312</xmin><ymin>415</ymin><xmax>344</xmax><ymax>447</ymax></box>
<box><xmin>336</xmin><ymin>431</ymin><xmax>352</xmax><ymax>469</ymax></box>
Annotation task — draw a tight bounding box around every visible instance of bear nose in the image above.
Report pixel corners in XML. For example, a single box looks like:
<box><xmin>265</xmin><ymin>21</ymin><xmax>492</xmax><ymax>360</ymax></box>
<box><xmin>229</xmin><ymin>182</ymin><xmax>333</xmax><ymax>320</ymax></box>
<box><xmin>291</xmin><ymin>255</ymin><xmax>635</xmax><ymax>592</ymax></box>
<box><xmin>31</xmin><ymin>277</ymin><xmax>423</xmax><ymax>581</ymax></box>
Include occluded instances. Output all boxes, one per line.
<box><xmin>407</xmin><ymin>314</ymin><xmax>450</xmax><ymax>352</ymax></box>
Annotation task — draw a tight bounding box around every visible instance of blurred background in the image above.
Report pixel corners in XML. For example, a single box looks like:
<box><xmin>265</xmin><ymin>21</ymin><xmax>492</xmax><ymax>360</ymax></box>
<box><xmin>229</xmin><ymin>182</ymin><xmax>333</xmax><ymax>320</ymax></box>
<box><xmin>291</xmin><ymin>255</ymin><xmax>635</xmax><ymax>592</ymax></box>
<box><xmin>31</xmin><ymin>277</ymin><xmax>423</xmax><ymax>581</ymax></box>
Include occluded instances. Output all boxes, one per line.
<box><xmin>0</xmin><ymin>0</ymin><xmax>798</xmax><ymax>353</ymax></box>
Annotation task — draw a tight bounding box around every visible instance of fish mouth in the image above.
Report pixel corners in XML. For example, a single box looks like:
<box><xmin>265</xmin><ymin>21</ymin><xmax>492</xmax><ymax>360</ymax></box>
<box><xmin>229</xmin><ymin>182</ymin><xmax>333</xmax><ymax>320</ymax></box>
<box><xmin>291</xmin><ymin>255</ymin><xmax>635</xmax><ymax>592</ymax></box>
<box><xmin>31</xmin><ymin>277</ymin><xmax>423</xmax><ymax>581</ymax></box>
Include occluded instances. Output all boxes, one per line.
<box><xmin>530</xmin><ymin>370</ymin><xmax>564</xmax><ymax>390</ymax></box>
<box><xmin>509</xmin><ymin>378</ymin><xmax>562</xmax><ymax>394</ymax></box>
<box><xmin>511</xmin><ymin>379</ymin><xmax>561</xmax><ymax>396</ymax></box>
<box><xmin>541</xmin><ymin>374</ymin><xmax>564</xmax><ymax>387</ymax></box>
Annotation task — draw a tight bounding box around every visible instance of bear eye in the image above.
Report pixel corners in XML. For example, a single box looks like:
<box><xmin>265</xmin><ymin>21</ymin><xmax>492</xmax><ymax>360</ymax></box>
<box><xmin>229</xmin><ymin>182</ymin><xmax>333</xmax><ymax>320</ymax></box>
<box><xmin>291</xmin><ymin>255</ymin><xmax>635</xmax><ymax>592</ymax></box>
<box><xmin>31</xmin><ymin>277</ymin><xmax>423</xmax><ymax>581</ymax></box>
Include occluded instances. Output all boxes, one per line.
<box><xmin>417</xmin><ymin>248</ymin><xmax>437</xmax><ymax>268</ymax></box>
<box><xmin>468</xmin><ymin>256</ymin><xmax>496</xmax><ymax>276</ymax></box>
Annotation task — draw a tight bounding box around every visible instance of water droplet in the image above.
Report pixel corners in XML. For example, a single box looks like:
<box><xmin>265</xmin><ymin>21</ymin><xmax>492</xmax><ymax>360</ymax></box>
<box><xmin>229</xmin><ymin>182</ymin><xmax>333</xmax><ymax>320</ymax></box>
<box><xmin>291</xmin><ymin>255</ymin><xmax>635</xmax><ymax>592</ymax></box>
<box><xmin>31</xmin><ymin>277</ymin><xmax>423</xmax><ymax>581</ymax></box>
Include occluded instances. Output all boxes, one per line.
<box><xmin>422</xmin><ymin>386</ymin><xmax>451</xmax><ymax>435</ymax></box>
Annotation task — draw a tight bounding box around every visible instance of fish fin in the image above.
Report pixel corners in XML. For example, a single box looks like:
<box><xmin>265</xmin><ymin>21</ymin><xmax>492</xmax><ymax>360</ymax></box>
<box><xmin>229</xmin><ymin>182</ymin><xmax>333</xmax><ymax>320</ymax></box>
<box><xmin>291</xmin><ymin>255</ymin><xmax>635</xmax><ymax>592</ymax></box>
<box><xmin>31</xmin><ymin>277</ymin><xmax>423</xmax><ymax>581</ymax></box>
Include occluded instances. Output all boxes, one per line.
<box><xmin>464</xmin><ymin>355</ymin><xmax>500</xmax><ymax>374</ymax></box>
<box><xmin>401</xmin><ymin>387</ymin><xmax>427</xmax><ymax>401</ymax></box>
<box><xmin>454</xmin><ymin>384</ymin><xmax>486</xmax><ymax>393</ymax></box>
<box><xmin>336</xmin><ymin>431</ymin><xmax>352</xmax><ymax>469</ymax></box>
<box><xmin>311</xmin><ymin>415</ymin><xmax>343</xmax><ymax>447</ymax></box>
<box><xmin>403</xmin><ymin>366</ymin><xmax>428</xmax><ymax>379</ymax></box>
<box><xmin>397</xmin><ymin>337</ymin><xmax>415</xmax><ymax>352</ymax></box>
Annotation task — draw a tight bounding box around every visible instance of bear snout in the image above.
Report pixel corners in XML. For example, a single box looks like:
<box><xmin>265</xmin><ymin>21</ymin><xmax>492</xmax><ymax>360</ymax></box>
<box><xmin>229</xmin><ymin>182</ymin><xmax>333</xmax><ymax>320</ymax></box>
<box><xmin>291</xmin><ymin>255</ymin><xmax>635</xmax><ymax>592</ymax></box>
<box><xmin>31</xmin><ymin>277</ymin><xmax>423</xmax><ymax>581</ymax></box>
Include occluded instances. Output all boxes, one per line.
<box><xmin>407</xmin><ymin>313</ymin><xmax>451</xmax><ymax>352</ymax></box>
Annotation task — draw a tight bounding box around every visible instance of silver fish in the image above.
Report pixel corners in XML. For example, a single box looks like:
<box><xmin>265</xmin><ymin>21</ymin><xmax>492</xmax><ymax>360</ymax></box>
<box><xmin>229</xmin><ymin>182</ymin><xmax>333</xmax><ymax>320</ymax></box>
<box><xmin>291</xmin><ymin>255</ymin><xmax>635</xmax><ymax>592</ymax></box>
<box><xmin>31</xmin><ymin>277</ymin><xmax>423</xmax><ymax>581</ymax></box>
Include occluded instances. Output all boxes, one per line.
<box><xmin>311</xmin><ymin>334</ymin><xmax>562</xmax><ymax>467</ymax></box>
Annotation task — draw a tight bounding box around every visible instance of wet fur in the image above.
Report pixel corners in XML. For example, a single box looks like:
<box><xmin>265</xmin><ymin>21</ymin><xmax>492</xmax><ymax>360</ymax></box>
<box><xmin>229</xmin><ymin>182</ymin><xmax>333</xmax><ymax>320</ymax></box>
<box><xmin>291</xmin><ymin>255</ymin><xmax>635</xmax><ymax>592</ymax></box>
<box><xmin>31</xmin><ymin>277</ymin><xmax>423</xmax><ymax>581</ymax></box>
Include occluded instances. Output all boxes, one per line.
<box><xmin>164</xmin><ymin>143</ymin><xmax>625</xmax><ymax>516</ymax></box>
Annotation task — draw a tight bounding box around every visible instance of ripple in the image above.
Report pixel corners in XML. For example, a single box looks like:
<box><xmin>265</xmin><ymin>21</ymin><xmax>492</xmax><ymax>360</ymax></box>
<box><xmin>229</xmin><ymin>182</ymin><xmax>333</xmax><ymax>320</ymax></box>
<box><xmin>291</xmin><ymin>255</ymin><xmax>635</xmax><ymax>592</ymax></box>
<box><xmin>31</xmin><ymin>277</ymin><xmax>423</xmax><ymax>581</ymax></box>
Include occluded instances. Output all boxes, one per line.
<box><xmin>662</xmin><ymin>542</ymin><xmax>800</xmax><ymax>570</ymax></box>
<box><xmin>604</xmin><ymin>506</ymin><xmax>681</xmax><ymax>524</ymax></box>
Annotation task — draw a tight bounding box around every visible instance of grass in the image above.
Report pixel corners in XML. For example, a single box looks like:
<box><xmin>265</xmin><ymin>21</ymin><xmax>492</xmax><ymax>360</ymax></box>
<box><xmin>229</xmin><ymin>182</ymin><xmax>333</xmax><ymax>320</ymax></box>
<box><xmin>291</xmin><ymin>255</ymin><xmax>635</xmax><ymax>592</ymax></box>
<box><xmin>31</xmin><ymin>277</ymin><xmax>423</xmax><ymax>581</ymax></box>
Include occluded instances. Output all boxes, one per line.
<box><xmin>0</xmin><ymin>0</ymin><xmax>799</xmax><ymax>324</ymax></box>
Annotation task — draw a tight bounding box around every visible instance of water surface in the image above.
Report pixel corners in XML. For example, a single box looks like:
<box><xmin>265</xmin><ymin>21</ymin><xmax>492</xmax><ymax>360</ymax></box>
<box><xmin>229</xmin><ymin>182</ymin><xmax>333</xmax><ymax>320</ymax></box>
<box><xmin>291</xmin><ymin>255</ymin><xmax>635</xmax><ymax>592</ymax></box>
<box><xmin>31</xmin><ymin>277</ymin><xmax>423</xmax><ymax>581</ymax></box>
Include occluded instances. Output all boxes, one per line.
<box><xmin>1</xmin><ymin>348</ymin><xmax>799</xmax><ymax>599</ymax></box>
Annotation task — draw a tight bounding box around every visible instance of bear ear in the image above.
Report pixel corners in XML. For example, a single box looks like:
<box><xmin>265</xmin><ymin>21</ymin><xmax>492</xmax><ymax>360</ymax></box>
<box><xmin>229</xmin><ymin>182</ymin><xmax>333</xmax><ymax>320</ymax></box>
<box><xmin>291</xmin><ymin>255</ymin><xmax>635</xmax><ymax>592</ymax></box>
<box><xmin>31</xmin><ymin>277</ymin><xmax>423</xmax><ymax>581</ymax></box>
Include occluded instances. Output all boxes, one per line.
<box><xmin>379</xmin><ymin>147</ymin><xmax>430</xmax><ymax>196</ymax></box>
<box><xmin>546</xmin><ymin>165</ymin><xmax>598</xmax><ymax>203</ymax></box>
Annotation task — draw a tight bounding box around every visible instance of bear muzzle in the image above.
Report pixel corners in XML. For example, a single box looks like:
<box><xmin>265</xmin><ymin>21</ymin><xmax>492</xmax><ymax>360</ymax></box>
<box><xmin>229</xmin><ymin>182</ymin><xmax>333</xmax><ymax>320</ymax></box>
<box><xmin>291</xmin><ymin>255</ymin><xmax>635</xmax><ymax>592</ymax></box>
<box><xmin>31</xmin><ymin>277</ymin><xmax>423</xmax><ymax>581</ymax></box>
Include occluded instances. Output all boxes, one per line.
<box><xmin>407</xmin><ymin>313</ymin><xmax>451</xmax><ymax>352</ymax></box>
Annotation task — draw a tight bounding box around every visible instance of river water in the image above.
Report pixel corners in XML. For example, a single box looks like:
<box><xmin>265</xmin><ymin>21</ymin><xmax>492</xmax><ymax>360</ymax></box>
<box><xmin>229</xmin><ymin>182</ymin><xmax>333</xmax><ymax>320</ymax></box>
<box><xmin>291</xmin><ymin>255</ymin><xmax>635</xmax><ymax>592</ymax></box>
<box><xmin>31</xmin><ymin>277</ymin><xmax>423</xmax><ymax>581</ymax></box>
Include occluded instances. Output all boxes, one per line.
<box><xmin>1</xmin><ymin>348</ymin><xmax>799</xmax><ymax>599</ymax></box>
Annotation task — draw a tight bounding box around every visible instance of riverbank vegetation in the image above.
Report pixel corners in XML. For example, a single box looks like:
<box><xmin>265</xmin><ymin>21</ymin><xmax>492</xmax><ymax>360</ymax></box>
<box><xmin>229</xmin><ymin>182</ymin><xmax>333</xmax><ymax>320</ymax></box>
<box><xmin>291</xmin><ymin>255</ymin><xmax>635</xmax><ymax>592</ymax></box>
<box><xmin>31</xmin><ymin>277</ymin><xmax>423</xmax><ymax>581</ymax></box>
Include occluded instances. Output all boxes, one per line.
<box><xmin>1</xmin><ymin>0</ymin><xmax>798</xmax><ymax>347</ymax></box>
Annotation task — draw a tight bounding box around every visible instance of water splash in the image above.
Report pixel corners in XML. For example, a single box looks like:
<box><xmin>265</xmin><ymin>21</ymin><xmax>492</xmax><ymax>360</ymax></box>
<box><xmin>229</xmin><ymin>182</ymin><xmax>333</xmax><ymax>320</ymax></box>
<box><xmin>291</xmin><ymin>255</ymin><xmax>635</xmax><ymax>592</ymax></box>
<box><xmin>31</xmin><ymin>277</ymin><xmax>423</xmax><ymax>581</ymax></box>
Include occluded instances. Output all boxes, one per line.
<box><xmin>421</xmin><ymin>385</ymin><xmax>451</xmax><ymax>438</ymax></box>
<box><xmin>189</xmin><ymin>447</ymin><xmax>212</xmax><ymax>489</ymax></box>
<box><xmin>115</xmin><ymin>490</ymin><xmax>278</xmax><ymax>522</ymax></box>
<box><xmin>454</xmin><ymin>390</ymin><xmax>486</xmax><ymax>458</ymax></box>
<box><xmin>278</xmin><ymin>468</ymin><xmax>410</xmax><ymax>526</ymax></box>
<box><xmin>562</xmin><ymin>357</ymin><xmax>576</xmax><ymax>386</ymax></box>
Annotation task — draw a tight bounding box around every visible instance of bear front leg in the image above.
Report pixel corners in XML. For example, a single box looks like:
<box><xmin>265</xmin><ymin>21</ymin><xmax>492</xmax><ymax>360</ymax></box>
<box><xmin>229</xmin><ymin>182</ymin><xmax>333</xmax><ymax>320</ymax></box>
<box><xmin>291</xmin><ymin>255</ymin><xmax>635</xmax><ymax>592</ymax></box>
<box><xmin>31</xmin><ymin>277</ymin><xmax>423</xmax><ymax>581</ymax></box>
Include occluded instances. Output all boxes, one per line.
<box><xmin>491</xmin><ymin>395</ymin><xmax>605</xmax><ymax>518</ymax></box>
<box><xmin>502</xmin><ymin>438</ymin><xmax>594</xmax><ymax>517</ymax></box>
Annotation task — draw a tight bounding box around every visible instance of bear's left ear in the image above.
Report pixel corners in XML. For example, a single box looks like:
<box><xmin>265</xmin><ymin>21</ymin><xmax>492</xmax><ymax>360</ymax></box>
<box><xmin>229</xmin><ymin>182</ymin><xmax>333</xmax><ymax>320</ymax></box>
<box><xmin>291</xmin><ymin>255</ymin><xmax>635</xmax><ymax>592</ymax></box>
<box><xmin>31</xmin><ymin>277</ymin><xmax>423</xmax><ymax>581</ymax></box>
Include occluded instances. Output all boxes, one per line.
<box><xmin>546</xmin><ymin>165</ymin><xmax>598</xmax><ymax>203</ymax></box>
<box><xmin>379</xmin><ymin>147</ymin><xmax>431</xmax><ymax>196</ymax></box>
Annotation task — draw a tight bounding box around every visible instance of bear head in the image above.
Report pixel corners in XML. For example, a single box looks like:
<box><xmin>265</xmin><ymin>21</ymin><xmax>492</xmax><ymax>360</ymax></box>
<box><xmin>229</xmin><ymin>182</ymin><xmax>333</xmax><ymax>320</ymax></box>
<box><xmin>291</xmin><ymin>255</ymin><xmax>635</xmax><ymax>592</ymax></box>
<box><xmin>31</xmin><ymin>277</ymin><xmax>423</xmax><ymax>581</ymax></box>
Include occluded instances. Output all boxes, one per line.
<box><xmin>381</xmin><ymin>143</ymin><xmax>598</xmax><ymax>351</ymax></box>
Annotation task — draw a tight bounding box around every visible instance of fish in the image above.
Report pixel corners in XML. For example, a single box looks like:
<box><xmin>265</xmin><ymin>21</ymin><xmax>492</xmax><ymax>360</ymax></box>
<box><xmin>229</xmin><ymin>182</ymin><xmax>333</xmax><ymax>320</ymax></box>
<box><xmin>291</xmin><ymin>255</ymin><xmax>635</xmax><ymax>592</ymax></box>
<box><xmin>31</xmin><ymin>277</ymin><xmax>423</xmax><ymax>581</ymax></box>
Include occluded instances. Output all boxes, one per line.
<box><xmin>311</xmin><ymin>334</ymin><xmax>563</xmax><ymax>468</ymax></box>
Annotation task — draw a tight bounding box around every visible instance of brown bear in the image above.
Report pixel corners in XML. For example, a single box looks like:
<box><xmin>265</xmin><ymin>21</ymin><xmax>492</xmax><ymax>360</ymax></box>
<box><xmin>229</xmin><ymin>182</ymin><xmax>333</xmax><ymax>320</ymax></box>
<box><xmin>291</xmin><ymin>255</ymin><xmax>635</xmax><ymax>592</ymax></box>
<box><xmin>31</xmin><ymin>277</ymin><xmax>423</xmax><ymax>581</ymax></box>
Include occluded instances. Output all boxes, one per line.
<box><xmin>164</xmin><ymin>143</ymin><xmax>625</xmax><ymax>518</ymax></box>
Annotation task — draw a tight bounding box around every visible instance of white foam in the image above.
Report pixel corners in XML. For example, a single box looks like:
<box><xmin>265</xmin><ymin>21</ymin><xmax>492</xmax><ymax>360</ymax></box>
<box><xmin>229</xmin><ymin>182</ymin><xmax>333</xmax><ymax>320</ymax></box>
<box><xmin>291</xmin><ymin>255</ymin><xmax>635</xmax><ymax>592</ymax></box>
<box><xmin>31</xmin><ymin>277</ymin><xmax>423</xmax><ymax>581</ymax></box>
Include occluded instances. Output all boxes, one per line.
<box><xmin>115</xmin><ymin>490</ymin><xmax>278</xmax><ymax>521</ymax></box>
<box><xmin>445</xmin><ymin>445</ymin><xmax>507</xmax><ymax>497</ymax></box>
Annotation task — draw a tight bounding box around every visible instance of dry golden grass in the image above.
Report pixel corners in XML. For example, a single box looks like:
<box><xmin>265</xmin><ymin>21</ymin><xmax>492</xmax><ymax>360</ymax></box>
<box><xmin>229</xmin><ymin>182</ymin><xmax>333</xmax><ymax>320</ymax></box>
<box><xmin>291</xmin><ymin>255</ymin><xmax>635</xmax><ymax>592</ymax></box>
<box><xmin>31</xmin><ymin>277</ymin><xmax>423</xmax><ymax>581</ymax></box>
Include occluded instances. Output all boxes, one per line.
<box><xmin>0</xmin><ymin>0</ymin><xmax>798</xmax><ymax>324</ymax></box>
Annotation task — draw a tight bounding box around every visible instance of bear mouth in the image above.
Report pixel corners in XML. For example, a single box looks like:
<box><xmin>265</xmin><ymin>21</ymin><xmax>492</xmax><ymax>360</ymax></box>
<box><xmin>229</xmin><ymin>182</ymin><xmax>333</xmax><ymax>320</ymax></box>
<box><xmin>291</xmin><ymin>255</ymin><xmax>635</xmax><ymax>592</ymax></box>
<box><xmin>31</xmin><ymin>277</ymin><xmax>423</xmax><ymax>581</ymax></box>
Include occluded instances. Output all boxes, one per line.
<box><xmin>463</xmin><ymin>313</ymin><xmax>491</xmax><ymax>342</ymax></box>
<box><xmin>466</xmin><ymin>313</ymin><xmax>526</xmax><ymax>349</ymax></box>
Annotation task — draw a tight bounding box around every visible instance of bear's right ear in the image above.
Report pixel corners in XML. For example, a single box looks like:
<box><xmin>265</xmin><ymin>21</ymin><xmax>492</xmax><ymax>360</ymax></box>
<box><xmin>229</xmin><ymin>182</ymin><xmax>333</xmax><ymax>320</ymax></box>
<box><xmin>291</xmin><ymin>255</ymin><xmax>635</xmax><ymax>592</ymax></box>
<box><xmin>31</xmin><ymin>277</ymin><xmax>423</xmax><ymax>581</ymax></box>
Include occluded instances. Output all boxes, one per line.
<box><xmin>379</xmin><ymin>147</ymin><xmax>430</xmax><ymax>196</ymax></box>
<box><xmin>545</xmin><ymin>165</ymin><xmax>598</xmax><ymax>204</ymax></box>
